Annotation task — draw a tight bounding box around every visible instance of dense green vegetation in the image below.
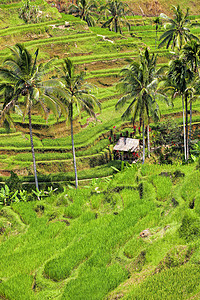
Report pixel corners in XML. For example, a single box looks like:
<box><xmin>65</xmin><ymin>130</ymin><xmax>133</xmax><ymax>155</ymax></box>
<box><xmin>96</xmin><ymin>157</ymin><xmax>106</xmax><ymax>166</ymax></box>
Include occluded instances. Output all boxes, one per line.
<box><xmin>0</xmin><ymin>0</ymin><xmax>200</xmax><ymax>298</ymax></box>
<box><xmin>0</xmin><ymin>163</ymin><xmax>200</xmax><ymax>299</ymax></box>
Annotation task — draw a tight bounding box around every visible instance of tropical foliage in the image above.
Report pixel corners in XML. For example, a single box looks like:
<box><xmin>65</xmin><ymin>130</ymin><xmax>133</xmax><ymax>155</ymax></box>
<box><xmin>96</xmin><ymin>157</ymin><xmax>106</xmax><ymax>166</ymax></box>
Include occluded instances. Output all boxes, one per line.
<box><xmin>0</xmin><ymin>44</ymin><xmax>63</xmax><ymax>190</ymax></box>
<box><xmin>159</xmin><ymin>5</ymin><xmax>199</xmax><ymax>50</ymax></box>
<box><xmin>101</xmin><ymin>0</ymin><xmax>131</xmax><ymax>33</ymax></box>
<box><xmin>69</xmin><ymin>0</ymin><xmax>97</xmax><ymax>27</ymax></box>
<box><xmin>1</xmin><ymin>2</ymin><xmax>200</xmax><ymax>299</ymax></box>
<box><xmin>152</xmin><ymin>17</ymin><xmax>162</xmax><ymax>49</ymax></box>
<box><xmin>46</xmin><ymin>58</ymin><xmax>100</xmax><ymax>188</ymax></box>
<box><xmin>19</xmin><ymin>0</ymin><xmax>43</xmax><ymax>24</ymax></box>
<box><xmin>116</xmin><ymin>48</ymin><xmax>167</xmax><ymax>163</ymax></box>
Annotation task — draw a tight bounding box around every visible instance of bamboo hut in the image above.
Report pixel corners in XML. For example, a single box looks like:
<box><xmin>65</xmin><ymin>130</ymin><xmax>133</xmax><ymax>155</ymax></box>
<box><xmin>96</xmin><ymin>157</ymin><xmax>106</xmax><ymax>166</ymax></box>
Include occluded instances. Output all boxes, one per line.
<box><xmin>113</xmin><ymin>137</ymin><xmax>140</xmax><ymax>161</ymax></box>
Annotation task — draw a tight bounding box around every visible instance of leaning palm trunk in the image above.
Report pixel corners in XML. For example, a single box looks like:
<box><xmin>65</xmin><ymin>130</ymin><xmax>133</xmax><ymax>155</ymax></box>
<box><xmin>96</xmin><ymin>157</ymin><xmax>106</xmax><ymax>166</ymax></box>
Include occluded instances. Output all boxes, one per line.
<box><xmin>142</xmin><ymin>121</ymin><xmax>145</xmax><ymax>164</ymax></box>
<box><xmin>28</xmin><ymin>106</ymin><xmax>39</xmax><ymax>191</ymax></box>
<box><xmin>70</xmin><ymin>103</ymin><xmax>78</xmax><ymax>189</ymax></box>
<box><xmin>182</xmin><ymin>94</ymin><xmax>187</xmax><ymax>161</ymax></box>
<box><xmin>147</xmin><ymin>123</ymin><xmax>150</xmax><ymax>158</ymax></box>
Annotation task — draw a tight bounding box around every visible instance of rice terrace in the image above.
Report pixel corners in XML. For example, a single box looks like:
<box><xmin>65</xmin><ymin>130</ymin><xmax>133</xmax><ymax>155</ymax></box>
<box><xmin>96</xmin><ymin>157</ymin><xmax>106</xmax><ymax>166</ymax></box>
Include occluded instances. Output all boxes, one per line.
<box><xmin>1</xmin><ymin>0</ymin><xmax>200</xmax><ymax>299</ymax></box>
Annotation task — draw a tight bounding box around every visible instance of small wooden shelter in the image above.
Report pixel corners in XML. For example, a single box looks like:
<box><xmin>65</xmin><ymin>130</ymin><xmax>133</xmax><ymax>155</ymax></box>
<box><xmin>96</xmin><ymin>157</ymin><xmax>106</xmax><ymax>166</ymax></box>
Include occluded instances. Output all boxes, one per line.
<box><xmin>113</xmin><ymin>137</ymin><xmax>140</xmax><ymax>161</ymax></box>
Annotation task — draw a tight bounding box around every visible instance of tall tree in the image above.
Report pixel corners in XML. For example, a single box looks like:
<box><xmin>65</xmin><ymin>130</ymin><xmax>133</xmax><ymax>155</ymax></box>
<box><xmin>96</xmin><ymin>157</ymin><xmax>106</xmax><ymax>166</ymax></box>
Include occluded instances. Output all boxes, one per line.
<box><xmin>152</xmin><ymin>17</ymin><xmax>162</xmax><ymax>49</ymax></box>
<box><xmin>181</xmin><ymin>40</ymin><xmax>200</xmax><ymax>154</ymax></box>
<box><xmin>159</xmin><ymin>5</ymin><xmax>199</xmax><ymax>51</ymax></box>
<box><xmin>182</xmin><ymin>40</ymin><xmax>200</xmax><ymax>74</ymax></box>
<box><xmin>184</xmin><ymin>77</ymin><xmax>200</xmax><ymax>157</ymax></box>
<box><xmin>69</xmin><ymin>0</ymin><xmax>97</xmax><ymax>26</ymax></box>
<box><xmin>166</xmin><ymin>58</ymin><xmax>193</xmax><ymax>161</ymax></box>
<box><xmin>47</xmin><ymin>58</ymin><xmax>100</xmax><ymax>188</ymax></box>
<box><xmin>0</xmin><ymin>44</ymin><xmax>64</xmax><ymax>191</ymax></box>
<box><xmin>101</xmin><ymin>0</ymin><xmax>131</xmax><ymax>34</ymax></box>
<box><xmin>116</xmin><ymin>48</ymin><xmax>167</xmax><ymax>163</ymax></box>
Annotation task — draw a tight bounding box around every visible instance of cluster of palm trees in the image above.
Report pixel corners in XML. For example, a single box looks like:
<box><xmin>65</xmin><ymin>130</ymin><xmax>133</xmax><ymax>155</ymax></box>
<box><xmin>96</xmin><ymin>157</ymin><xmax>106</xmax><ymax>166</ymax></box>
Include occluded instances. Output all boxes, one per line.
<box><xmin>68</xmin><ymin>0</ymin><xmax>132</xmax><ymax>33</ymax></box>
<box><xmin>0</xmin><ymin>5</ymin><xmax>200</xmax><ymax>191</ymax></box>
<box><xmin>0</xmin><ymin>44</ymin><xmax>100</xmax><ymax>190</ymax></box>
<box><xmin>116</xmin><ymin>48</ymin><xmax>168</xmax><ymax>164</ymax></box>
<box><xmin>116</xmin><ymin>5</ymin><xmax>200</xmax><ymax>163</ymax></box>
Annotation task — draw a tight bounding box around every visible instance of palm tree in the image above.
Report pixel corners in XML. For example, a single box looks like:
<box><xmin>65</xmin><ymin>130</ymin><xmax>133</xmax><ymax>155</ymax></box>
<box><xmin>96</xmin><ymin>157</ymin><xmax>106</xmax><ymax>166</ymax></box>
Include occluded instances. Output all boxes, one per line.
<box><xmin>182</xmin><ymin>40</ymin><xmax>200</xmax><ymax>74</ymax></box>
<box><xmin>47</xmin><ymin>58</ymin><xmax>100</xmax><ymax>188</ymax></box>
<box><xmin>181</xmin><ymin>40</ymin><xmax>200</xmax><ymax>154</ymax></box>
<box><xmin>152</xmin><ymin>17</ymin><xmax>162</xmax><ymax>49</ymax></box>
<box><xmin>101</xmin><ymin>0</ymin><xmax>131</xmax><ymax>34</ymax></box>
<box><xmin>0</xmin><ymin>44</ymin><xmax>65</xmax><ymax>191</ymax></box>
<box><xmin>166</xmin><ymin>58</ymin><xmax>193</xmax><ymax>161</ymax></box>
<box><xmin>69</xmin><ymin>0</ymin><xmax>97</xmax><ymax>27</ymax></box>
<box><xmin>116</xmin><ymin>48</ymin><xmax>167</xmax><ymax>163</ymax></box>
<box><xmin>159</xmin><ymin>5</ymin><xmax>199</xmax><ymax>51</ymax></box>
<box><xmin>184</xmin><ymin>78</ymin><xmax>200</xmax><ymax>158</ymax></box>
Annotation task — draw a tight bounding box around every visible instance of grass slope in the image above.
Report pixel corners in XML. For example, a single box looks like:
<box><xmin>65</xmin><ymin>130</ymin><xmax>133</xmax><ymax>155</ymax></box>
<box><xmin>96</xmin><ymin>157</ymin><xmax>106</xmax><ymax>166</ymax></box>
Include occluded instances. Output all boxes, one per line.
<box><xmin>0</xmin><ymin>163</ymin><xmax>200</xmax><ymax>299</ymax></box>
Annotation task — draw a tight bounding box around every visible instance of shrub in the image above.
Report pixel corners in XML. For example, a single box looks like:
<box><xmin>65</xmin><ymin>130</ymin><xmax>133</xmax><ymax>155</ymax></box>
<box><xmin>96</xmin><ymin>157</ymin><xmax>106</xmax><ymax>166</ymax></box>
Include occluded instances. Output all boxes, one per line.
<box><xmin>19</xmin><ymin>0</ymin><xmax>42</xmax><ymax>23</ymax></box>
<box><xmin>6</xmin><ymin>171</ymin><xmax>22</xmax><ymax>192</ymax></box>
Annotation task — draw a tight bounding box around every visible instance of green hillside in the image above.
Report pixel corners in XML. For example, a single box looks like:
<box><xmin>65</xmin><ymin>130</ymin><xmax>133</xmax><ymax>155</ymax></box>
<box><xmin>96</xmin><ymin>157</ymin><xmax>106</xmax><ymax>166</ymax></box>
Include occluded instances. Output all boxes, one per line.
<box><xmin>1</xmin><ymin>163</ymin><xmax>200</xmax><ymax>299</ymax></box>
<box><xmin>0</xmin><ymin>1</ymin><xmax>200</xmax><ymax>299</ymax></box>
<box><xmin>0</xmin><ymin>0</ymin><xmax>200</xmax><ymax>182</ymax></box>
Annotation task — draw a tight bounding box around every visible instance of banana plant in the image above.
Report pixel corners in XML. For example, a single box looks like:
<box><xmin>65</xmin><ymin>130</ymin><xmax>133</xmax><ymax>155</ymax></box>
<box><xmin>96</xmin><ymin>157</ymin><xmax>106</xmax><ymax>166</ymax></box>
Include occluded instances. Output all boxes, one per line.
<box><xmin>0</xmin><ymin>185</ymin><xmax>18</xmax><ymax>206</ymax></box>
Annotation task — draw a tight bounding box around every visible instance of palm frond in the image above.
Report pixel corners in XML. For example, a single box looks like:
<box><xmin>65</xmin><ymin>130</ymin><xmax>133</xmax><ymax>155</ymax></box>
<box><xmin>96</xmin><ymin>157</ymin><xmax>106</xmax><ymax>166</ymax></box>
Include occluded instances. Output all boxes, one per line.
<box><xmin>0</xmin><ymin>97</ymin><xmax>16</xmax><ymax>124</ymax></box>
<box><xmin>115</xmin><ymin>94</ymin><xmax>132</xmax><ymax>109</ymax></box>
<box><xmin>121</xmin><ymin>99</ymin><xmax>137</xmax><ymax>121</ymax></box>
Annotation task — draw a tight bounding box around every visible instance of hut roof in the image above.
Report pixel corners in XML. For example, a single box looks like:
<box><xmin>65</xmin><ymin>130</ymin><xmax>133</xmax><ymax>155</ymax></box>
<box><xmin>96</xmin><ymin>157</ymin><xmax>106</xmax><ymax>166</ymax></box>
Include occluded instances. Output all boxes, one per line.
<box><xmin>113</xmin><ymin>137</ymin><xmax>140</xmax><ymax>152</ymax></box>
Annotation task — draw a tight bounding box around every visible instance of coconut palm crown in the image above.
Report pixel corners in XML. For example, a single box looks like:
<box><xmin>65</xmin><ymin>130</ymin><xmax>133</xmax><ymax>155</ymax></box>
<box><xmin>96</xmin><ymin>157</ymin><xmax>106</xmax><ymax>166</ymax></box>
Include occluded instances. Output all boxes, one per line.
<box><xmin>101</xmin><ymin>0</ymin><xmax>131</xmax><ymax>34</ymax></box>
<box><xmin>69</xmin><ymin>0</ymin><xmax>97</xmax><ymax>27</ymax></box>
<box><xmin>0</xmin><ymin>44</ymin><xmax>64</xmax><ymax>191</ymax></box>
<box><xmin>116</xmin><ymin>48</ymin><xmax>168</xmax><ymax>163</ymax></box>
<box><xmin>159</xmin><ymin>5</ymin><xmax>199</xmax><ymax>51</ymax></box>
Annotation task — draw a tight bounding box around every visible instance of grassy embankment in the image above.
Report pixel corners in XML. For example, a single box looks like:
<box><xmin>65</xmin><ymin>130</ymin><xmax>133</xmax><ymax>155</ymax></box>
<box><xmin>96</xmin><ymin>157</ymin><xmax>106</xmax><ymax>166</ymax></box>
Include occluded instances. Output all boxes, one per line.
<box><xmin>1</xmin><ymin>163</ymin><xmax>200</xmax><ymax>298</ymax></box>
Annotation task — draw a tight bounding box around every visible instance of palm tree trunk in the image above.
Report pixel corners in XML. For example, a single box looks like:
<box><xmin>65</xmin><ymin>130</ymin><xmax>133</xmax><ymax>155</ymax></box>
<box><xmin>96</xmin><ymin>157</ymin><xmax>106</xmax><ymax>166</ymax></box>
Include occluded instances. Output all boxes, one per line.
<box><xmin>182</xmin><ymin>94</ymin><xmax>187</xmax><ymax>161</ymax></box>
<box><xmin>70</xmin><ymin>103</ymin><xmax>78</xmax><ymax>189</ymax></box>
<box><xmin>185</xmin><ymin>95</ymin><xmax>189</xmax><ymax>161</ymax></box>
<box><xmin>114</xmin><ymin>18</ymin><xmax>118</xmax><ymax>33</ymax></box>
<box><xmin>155</xmin><ymin>29</ymin><xmax>157</xmax><ymax>49</ymax></box>
<box><xmin>189</xmin><ymin>100</ymin><xmax>192</xmax><ymax>151</ymax></box>
<box><xmin>28</xmin><ymin>106</ymin><xmax>39</xmax><ymax>191</ymax></box>
<box><xmin>147</xmin><ymin>123</ymin><xmax>150</xmax><ymax>158</ymax></box>
<box><xmin>142</xmin><ymin>121</ymin><xmax>145</xmax><ymax>164</ymax></box>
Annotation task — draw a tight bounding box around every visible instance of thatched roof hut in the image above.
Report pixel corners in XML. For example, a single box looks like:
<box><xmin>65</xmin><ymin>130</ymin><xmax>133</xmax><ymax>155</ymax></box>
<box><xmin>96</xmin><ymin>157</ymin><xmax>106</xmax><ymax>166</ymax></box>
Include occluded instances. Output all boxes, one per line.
<box><xmin>113</xmin><ymin>137</ymin><xmax>140</xmax><ymax>152</ymax></box>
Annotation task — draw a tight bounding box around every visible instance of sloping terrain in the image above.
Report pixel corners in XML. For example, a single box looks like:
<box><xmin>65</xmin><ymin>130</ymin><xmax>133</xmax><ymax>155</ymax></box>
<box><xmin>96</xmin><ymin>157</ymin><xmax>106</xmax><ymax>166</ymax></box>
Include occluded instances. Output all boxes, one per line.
<box><xmin>0</xmin><ymin>0</ymin><xmax>199</xmax><ymax>184</ymax></box>
<box><xmin>0</xmin><ymin>2</ymin><xmax>200</xmax><ymax>299</ymax></box>
<box><xmin>126</xmin><ymin>0</ymin><xmax>200</xmax><ymax>16</ymax></box>
<box><xmin>0</xmin><ymin>163</ymin><xmax>200</xmax><ymax>299</ymax></box>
